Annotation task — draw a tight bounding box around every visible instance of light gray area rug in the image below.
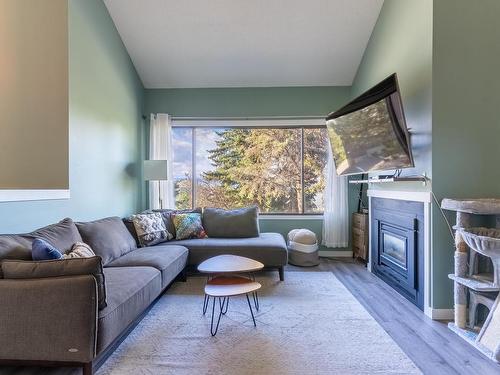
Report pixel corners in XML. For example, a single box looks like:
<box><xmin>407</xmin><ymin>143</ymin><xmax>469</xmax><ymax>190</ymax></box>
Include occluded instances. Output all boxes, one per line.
<box><xmin>97</xmin><ymin>272</ymin><xmax>421</xmax><ymax>375</ymax></box>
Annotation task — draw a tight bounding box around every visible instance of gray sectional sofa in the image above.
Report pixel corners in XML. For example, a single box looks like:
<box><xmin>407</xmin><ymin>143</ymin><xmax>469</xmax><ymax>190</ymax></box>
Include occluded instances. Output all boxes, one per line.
<box><xmin>0</xmin><ymin>214</ymin><xmax>287</xmax><ymax>375</ymax></box>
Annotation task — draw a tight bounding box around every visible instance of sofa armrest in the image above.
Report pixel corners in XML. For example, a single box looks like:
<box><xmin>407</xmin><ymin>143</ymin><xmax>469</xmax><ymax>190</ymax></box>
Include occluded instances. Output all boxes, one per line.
<box><xmin>0</xmin><ymin>275</ymin><xmax>98</xmax><ymax>363</ymax></box>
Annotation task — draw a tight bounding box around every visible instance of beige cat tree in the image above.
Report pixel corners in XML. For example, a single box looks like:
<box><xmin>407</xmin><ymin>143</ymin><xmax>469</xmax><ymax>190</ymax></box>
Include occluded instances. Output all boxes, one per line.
<box><xmin>442</xmin><ymin>198</ymin><xmax>500</xmax><ymax>362</ymax></box>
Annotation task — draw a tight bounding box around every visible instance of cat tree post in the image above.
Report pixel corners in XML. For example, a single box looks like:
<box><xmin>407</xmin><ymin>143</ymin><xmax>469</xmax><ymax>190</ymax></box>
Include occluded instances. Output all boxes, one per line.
<box><xmin>454</xmin><ymin>211</ymin><xmax>471</xmax><ymax>328</ymax></box>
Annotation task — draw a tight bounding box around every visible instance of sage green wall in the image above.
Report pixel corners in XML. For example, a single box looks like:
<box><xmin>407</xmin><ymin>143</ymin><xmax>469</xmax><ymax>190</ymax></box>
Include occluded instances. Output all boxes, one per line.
<box><xmin>350</xmin><ymin>1</ymin><xmax>441</xmax><ymax>305</ymax></box>
<box><xmin>431</xmin><ymin>0</ymin><xmax>500</xmax><ymax>308</ymax></box>
<box><xmin>351</xmin><ymin>0</ymin><xmax>433</xmax><ymax>183</ymax></box>
<box><xmin>0</xmin><ymin>0</ymin><xmax>144</xmax><ymax>233</ymax></box>
<box><xmin>144</xmin><ymin>87</ymin><xmax>350</xmax><ymax>118</ymax></box>
<box><xmin>144</xmin><ymin>87</ymin><xmax>356</xmax><ymax>251</ymax></box>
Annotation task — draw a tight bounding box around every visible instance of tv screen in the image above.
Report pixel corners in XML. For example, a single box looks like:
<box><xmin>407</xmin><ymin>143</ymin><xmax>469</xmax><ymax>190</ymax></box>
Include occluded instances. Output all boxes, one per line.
<box><xmin>326</xmin><ymin>73</ymin><xmax>414</xmax><ymax>176</ymax></box>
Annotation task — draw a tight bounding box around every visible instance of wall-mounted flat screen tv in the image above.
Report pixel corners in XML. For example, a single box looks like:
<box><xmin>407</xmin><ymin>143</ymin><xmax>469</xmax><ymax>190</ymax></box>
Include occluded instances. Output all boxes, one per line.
<box><xmin>326</xmin><ymin>73</ymin><xmax>414</xmax><ymax>176</ymax></box>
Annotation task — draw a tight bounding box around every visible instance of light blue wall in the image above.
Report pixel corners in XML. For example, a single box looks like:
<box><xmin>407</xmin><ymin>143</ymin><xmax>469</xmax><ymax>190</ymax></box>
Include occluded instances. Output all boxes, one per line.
<box><xmin>144</xmin><ymin>87</ymin><xmax>356</xmax><ymax>251</ymax></box>
<box><xmin>0</xmin><ymin>0</ymin><xmax>144</xmax><ymax>233</ymax></box>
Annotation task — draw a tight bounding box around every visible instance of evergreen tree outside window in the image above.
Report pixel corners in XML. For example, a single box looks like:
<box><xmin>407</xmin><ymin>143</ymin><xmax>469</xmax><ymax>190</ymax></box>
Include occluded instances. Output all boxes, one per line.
<box><xmin>172</xmin><ymin>124</ymin><xmax>328</xmax><ymax>214</ymax></box>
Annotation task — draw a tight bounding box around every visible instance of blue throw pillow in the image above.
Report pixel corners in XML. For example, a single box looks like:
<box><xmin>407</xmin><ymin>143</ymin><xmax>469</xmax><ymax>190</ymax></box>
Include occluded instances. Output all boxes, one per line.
<box><xmin>32</xmin><ymin>238</ymin><xmax>63</xmax><ymax>261</ymax></box>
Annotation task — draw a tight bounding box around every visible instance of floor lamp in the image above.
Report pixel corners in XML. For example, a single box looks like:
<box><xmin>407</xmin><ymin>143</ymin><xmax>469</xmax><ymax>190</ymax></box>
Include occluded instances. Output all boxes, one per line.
<box><xmin>144</xmin><ymin>160</ymin><xmax>168</xmax><ymax>209</ymax></box>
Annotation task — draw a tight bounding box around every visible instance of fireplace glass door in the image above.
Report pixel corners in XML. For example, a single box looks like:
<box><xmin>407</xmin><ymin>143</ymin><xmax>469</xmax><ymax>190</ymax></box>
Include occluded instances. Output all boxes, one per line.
<box><xmin>381</xmin><ymin>230</ymin><xmax>407</xmax><ymax>271</ymax></box>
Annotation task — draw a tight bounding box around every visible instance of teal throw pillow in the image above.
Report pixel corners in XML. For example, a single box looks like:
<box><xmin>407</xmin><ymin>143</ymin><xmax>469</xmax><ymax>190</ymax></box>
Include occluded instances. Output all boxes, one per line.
<box><xmin>172</xmin><ymin>213</ymin><xmax>207</xmax><ymax>240</ymax></box>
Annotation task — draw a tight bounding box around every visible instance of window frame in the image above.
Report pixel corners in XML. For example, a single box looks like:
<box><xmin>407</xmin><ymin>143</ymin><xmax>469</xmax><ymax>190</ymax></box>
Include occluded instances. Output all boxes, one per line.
<box><xmin>171</xmin><ymin>117</ymin><xmax>327</xmax><ymax>216</ymax></box>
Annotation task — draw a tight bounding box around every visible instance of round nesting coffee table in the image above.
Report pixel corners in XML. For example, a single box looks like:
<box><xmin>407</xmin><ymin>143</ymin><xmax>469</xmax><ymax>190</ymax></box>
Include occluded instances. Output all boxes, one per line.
<box><xmin>198</xmin><ymin>255</ymin><xmax>264</xmax><ymax>336</ymax></box>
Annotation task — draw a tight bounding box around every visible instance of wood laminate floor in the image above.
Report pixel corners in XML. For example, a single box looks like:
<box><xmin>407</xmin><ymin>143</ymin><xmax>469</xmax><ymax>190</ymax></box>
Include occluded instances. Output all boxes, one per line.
<box><xmin>288</xmin><ymin>258</ymin><xmax>500</xmax><ymax>375</ymax></box>
<box><xmin>2</xmin><ymin>258</ymin><xmax>499</xmax><ymax>375</ymax></box>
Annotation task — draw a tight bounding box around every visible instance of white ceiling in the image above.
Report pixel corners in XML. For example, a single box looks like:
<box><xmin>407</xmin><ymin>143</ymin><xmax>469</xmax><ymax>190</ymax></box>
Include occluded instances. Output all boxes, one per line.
<box><xmin>104</xmin><ymin>0</ymin><xmax>384</xmax><ymax>88</ymax></box>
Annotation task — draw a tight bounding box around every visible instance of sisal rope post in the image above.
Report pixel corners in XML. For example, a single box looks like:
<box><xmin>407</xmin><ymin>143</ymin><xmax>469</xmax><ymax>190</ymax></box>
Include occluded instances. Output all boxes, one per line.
<box><xmin>454</xmin><ymin>211</ymin><xmax>471</xmax><ymax>328</ymax></box>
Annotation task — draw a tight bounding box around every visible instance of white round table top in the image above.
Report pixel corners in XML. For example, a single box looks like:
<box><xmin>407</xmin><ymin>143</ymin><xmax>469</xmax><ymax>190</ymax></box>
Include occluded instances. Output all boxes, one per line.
<box><xmin>205</xmin><ymin>276</ymin><xmax>261</xmax><ymax>297</ymax></box>
<box><xmin>197</xmin><ymin>255</ymin><xmax>264</xmax><ymax>273</ymax></box>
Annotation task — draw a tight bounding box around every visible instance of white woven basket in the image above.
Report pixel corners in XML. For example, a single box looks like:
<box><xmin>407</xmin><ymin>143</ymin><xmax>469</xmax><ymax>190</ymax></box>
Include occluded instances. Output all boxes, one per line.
<box><xmin>288</xmin><ymin>241</ymin><xmax>319</xmax><ymax>254</ymax></box>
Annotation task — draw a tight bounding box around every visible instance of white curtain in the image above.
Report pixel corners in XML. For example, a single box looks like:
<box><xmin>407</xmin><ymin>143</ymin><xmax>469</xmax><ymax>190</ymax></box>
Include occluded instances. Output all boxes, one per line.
<box><xmin>149</xmin><ymin>113</ymin><xmax>175</xmax><ymax>209</ymax></box>
<box><xmin>322</xmin><ymin>144</ymin><xmax>349</xmax><ymax>248</ymax></box>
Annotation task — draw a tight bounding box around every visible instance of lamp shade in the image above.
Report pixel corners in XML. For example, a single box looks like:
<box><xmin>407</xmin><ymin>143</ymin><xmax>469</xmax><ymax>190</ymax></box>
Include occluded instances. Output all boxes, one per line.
<box><xmin>143</xmin><ymin>160</ymin><xmax>168</xmax><ymax>181</ymax></box>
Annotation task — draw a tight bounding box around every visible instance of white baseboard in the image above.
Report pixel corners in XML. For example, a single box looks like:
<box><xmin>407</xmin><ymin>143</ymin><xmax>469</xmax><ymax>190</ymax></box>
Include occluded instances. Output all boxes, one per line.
<box><xmin>319</xmin><ymin>250</ymin><xmax>353</xmax><ymax>258</ymax></box>
<box><xmin>428</xmin><ymin>308</ymin><xmax>454</xmax><ymax>320</ymax></box>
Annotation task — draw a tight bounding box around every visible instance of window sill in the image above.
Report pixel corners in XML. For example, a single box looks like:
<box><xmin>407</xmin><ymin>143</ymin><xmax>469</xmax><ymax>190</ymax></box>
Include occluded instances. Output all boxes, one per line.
<box><xmin>259</xmin><ymin>215</ymin><xmax>323</xmax><ymax>220</ymax></box>
<box><xmin>0</xmin><ymin>189</ymin><xmax>70</xmax><ymax>202</ymax></box>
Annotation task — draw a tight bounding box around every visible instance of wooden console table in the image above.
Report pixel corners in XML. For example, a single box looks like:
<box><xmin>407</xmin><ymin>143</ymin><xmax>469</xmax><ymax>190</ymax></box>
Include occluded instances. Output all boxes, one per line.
<box><xmin>352</xmin><ymin>212</ymin><xmax>369</xmax><ymax>261</ymax></box>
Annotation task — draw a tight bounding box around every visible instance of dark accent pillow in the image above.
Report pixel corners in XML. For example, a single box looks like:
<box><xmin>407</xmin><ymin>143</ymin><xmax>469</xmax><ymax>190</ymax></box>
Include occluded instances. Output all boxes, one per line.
<box><xmin>76</xmin><ymin>217</ymin><xmax>137</xmax><ymax>265</ymax></box>
<box><xmin>27</xmin><ymin>218</ymin><xmax>83</xmax><ymax>254</ymax></box>
<box><xmin>1</xmin><ymin>257</ymin><xmax>107</xmax><ymax>309</ymax></box>
<box><xmin>152</xmin><ymin>208</ymin><xmax>202</xmax><ymax>237</ymax></box>
<box><xmin>123</xmin><ymin>219</ymin><xmax>140</xmax><ymax>247</ymax></box>
<box><xmin>203</xmin><ymin>206</ymin><xmax>260</xmax><ymax>238</ymax></box>
<box><xmin>31</xmin><ymin>238</ymin><xmax>63</xmax><ymax>260</ymax></box>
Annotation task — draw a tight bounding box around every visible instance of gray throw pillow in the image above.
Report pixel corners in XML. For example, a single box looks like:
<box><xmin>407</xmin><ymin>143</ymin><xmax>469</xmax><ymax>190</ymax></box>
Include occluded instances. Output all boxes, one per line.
<box><xmin>203</xmin><ymin>206</ymin><xmax>260</xmax><ymax>238</ymax></box>
<box><xmin>130</xmin><ymin>213</ymin><xmax>173</xmax><ymax>247</ymax></box>
<box><xmin>76</xmin><ymin>217</ymin><xmax>137</xmax><ymax>265</ymax></box>
<box><xmin>1</xmin><ymin>257</ymin><xmax>107</xmax><ymax>310</ymax></box>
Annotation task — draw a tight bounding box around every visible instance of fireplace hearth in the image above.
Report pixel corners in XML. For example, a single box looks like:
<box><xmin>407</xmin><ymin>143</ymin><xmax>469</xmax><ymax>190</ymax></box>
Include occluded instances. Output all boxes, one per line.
<box><xmin>371</xmin><ymin>197</ymin><xmax>424</xmax><ymax>309</ymax></box>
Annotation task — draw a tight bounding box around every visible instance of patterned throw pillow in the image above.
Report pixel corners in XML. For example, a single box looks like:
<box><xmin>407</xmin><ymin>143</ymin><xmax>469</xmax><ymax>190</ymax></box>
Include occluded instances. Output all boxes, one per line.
<box><xmin>131</xmin><ymin>213</ymin><xmax>173</xmax><ymax>247</ymax></box>
<box><xmin>172</xmin><ymin>213</ymin><xmax>207</xmax><ymax>240</ymax></box>
<box><xmin>64</xmin><ymin>242</ymin><xmax>96</xmax><ymax>259</ymax></box>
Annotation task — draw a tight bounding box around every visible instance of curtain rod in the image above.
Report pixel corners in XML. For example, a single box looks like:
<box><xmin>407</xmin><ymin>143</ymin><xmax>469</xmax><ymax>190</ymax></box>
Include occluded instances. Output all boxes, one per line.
<box><xmin>143</xmin><ymin>115</ymin><xmax>326</xmax><ymax>121</ymax></box>
<box><xmin>171</xmin><ymin>116</ymin><xmax>326</xmax><ymax>121</ymax></box>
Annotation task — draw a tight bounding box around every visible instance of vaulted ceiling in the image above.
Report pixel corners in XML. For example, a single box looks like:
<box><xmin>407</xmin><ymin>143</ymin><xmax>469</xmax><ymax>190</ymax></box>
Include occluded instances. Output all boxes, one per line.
<box><xmin>104</xmin><ymin>0</ymin><xmax>384</xmax><ymax>88</ymax></box>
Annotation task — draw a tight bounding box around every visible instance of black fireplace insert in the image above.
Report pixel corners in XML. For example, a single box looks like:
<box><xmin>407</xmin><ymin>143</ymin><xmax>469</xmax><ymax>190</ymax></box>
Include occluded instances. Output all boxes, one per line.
<box><xmin>371</xmin><ymin>197</ymin><xmax>424</xmax><ymax>309</ymax></box>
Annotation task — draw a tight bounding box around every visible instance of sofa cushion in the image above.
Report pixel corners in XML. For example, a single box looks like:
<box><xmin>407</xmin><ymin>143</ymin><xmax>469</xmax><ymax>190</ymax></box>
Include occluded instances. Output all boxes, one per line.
<box><xmin>97</xmin><ymin>266</ymin><xmax>161</xmax><ymax>353</ymax></box>
<box><xmin>28</xmin><ymin>218</ymin><xmax>83</xmax><ymax>254</ymax></box>
<box><xmin>1</xmin><ymin>257</ymin><xmax>107</xmax><ymax>310</ymax></box>
<box><xmin>0</xmin><ymin>235</ymin><xmax>34</xmax><ymax>262</ymax></box>
<box><xmin>0</xmin><ymin>218</ymin><xmax>82</xmax><ymax>276</ymax></box>
<box><xmin>76</xmin><ymin>217</ymin><xmax>137</xmax><ymax>265</ymax></box>
<box><xmin>167</xmin><ymin>232</ymin><xmax>288</xmax><ymax>266</ymax></box>
<box><xmin>106</xmin><ymin>245</ymin><xmax>188</xmax><ymax>288</ymax></box>
<box><xmin>203</xmin><ymin>206</ymin><xmax>260</xmax><ymax>238</ymax></box>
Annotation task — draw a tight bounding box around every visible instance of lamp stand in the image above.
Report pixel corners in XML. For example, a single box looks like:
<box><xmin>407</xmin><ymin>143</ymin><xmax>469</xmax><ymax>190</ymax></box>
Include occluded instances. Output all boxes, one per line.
<box><xmin>158</xmin><ymin>181</ymin><xmax>163</xmax><ymax>209</ymax></box>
